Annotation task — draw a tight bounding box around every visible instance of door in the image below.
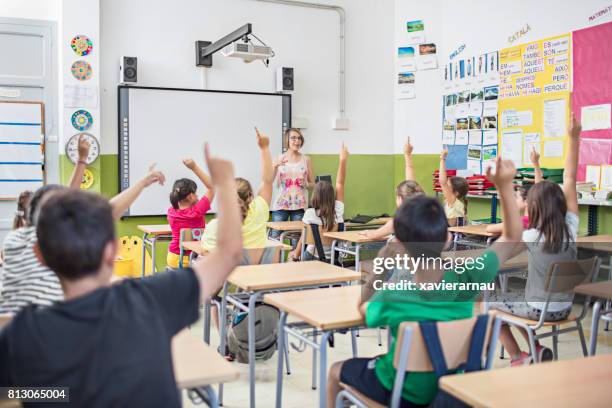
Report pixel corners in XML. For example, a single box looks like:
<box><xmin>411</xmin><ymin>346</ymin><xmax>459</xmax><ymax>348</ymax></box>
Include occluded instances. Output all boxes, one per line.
<box><xmin>0</xmin><ymin>17</ymin><xmax>57</xmax><ymax>243</ymax></box>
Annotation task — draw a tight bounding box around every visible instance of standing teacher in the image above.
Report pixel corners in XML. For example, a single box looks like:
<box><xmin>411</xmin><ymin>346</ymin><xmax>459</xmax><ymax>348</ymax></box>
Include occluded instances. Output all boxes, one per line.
<box><xmin>270</xmin><ymin>128</ymin><xmax>314</xmax><ymax>228</ymax></box>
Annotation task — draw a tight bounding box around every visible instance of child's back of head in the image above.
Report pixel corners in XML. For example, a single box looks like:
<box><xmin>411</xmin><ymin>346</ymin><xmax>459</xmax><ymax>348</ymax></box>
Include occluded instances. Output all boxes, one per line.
<box><xmin>526</xmin><ymin>180</ymin><xmax>571</xmax><ymax>253</ymax></box>
<box><xmin>449</xmin><ymin>176</ymin><xmax>469</xmax><ymax>200</ymax></box>
<box><xmin>394</xmin><ymin>195</ymin><xmax>448</xmax><ymax>258</ymax></box>
<box><xmin>396</xmin><ymin>180</ymin><xmax>424</xmax><ymax>202</ymax></box>
<box><xmin>235</xmin><ymin>177</ymin><xmax>254</xmax><ymax>222</ymax></box>
<box><xmin>36</xmin><ymin>189</ymin><xmax>115</xmax><ymax>281</ymax></box>
<box><xmin>13</xmin><ymin>190</ymin><xmax>33</xmax><ymax>229</ymax></box>
<box><xmin>169</xmin><ymin>178</ymin><xmax>197</xmax><ymax>209</ymax></box>
<box><xmin>312</xmin><ymin>180</ymin><xmax>336</xmax><ymax>230</ymax></box>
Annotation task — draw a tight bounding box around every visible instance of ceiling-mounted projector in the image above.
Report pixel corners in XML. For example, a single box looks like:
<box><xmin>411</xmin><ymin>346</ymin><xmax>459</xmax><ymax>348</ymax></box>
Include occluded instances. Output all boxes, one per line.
<box><xmin>221</xmin><ymin>42</ymin><xmax>274</xmax><ymax>63</ymax></box>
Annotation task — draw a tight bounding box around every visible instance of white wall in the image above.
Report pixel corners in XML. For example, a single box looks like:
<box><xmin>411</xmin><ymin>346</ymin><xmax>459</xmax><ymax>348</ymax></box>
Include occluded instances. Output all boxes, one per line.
<box><xmin>100</xmin><ymin>0</ymin><xmax>395</xmax><ymax>156</ymax></box>
<box><xmin>395</xmin><ymin>0</ymin><xmax>612</xmax><ymax>154</ymax></box>
<box><xmin>0</xmin><ymin>0</ymin><xmax>61</xmax><ymax>20</ymax></box>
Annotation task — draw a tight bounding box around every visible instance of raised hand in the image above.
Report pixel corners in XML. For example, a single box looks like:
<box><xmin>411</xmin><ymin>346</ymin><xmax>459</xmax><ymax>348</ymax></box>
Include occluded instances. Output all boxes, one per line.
<box><xmin>569</xmin><ymin>112</ymin><xmax>582</xmax><ymax>140</ymax></box>
<box><xmin>529</xmin><ymin>146</ymin><xmax>540</xmax><ymax>165</ymax></box>
<box><xmin>143</xmin><ymin>164</ymin><xmax>166</xmax><ymax>187</ymax></box>
<box><xmin>256</xmin><ymin>128</ymin><xmax>270</xmax><ymax>149</ymax></box>
<box><xmin>404</xmin><ymin>138</ymin><xmax>413</xmax><ymax>156</ymax></box>
<box><xmin>440</xmin><ymin>148</ymin><xmax>448</xmax><ymax>160</ymax></box>
<box><xmin>204</xmin><ymin>143</ymin><xmax>234</xmax><ymax>185</ymax></box>
<box><xmin>486</xmin><ymin>157</ymin><xmax>516</xmax><ymax>187</ymax></box>
<box><xmin>339</xmin><ymin>142</ymin><xmax>349</xmax><ymax>161</ymax></box>
<box><xmin>78</xmin><ymin>134</ymin><xmax>91</xmax><ymax>162</ymax></box>
<box><xmin>182</xmin><ymin>158</ymin><xmax>197</xmax><ymax>170</ymax></box>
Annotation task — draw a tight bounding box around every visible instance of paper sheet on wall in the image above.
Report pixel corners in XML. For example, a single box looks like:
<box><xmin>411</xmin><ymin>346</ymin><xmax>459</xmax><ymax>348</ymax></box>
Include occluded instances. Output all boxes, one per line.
<box><xmin>522</xmin><ymin>133</ymin><xmax>540</xmax><ymax>164</ymax></box>
<box><xmin>468</xmin><ymin>131</ymin><xmax>482</xmax><ymax>145</ymax></box>
<box><xmin>483</xmin><ymin>101</ymin><xmax>498</xmax><ymax>116</ymax></box>
<box><xmin>543</xmin><ymin>140</ymin><xmax>564</xmax><ymax>157</ymax></box>
<box><xmin>442</xmin><ymin>131</ymin><xmax>455</xmax><ymax>145</ymax></box>
<box><xmin>581</xmin><ymin>104</ymin><xmax>611</xmax><ymax>131</ymax></box>
<box><xmin>501</xmin><ymin>130</ymin><xmax>523</xmax><ymax>166</ymax></box>
<box><xmin>467</xmin><ymin>159</ymin><xmax>481</xmax><ymax>174</ymax></box>
<box><xmin>64</xmin><ymin>85</ymin><xmax>98</xmax><ymax>108</ymax></box>
<box><xmin>543</xmin><ymin>99</ymin><xmax>567</xmax><ymax>138</ymax></box>
<box><xmin>483</xmin><ymin>130</ymin><xmax>498</xmax><ymax>145</ymax></box>
<box><xmin>586</xmin><ymin>165</ymin><xmax>601</xmax><ymax>189</ymax></box>
<box><xmin>446</xmin><ymin>145</ymin><xmax>468</xmax><ymax>170</ymax></box>
<box><xmin>455</xmin><ymin>104</ymin><xmax>468</xmax><ymax>117</ymax></box>
<box><xmin>502</xmin><ymin>110</ymin><xmax>532</xmax><ymax>128</ymax></box>
<box><xmin>602</xmin><ymin>165</ymin><xmax>612</xmax><ymax>190</ymax></box>
<box><xmin>469</xmin><ymin>102</ymin><xmax>483</xmax><ymax>117</ymax></box>
<box><xmin>455</xmin><ymin>130</ymin><xmax>469</xmax><ymax>145</ymax></box>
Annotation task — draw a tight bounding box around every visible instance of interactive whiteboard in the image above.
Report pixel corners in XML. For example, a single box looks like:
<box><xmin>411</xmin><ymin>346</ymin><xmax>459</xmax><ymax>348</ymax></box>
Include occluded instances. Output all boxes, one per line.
<box><xmin>118</xmin><ymin>86</ymin><xmax>290</xmax><ymax>216</ymax></box>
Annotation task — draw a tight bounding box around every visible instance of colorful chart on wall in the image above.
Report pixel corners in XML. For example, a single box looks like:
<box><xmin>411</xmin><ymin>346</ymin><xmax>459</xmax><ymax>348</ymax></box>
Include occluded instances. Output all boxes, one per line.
<box><xmin>70</xmin><ymin>35</ymin><xmax>93</xmax><ymax>56</ymax></box>
<box><xmin>71</xmin><ymin>109</ymin><xmax>93</xmax><ymax>131</ymax></box>
<box><xmin>81</xmin><ymin>168</ymin><xmax>95</xmax><ymax>189</ymax></box>
<box><xmin>71</xmin><ymin>60</ymin><xmax>92</xmax><ymax>81</ymax></box>
<box><xmin>498</xmin><ymin>33</ymin><xmax>572</xmax><ymax>169</ymax></box>
<box><xmin>572</xmin><ymin>21</ymin><xmax>612</xmax><ymax>181</ymax></box>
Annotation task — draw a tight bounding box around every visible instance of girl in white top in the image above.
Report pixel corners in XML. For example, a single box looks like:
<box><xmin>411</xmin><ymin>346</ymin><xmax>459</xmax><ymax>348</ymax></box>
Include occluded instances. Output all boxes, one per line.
<box><xmin>489</xmin><ymin>113</ymin><xmax>583</xmax><ymax>367</ymax></box>
<box><xmin>439</xmin><ymin>148</ymin><xmax>469</xmax><ymax>226</ymax></box>
<box><xmin>288</xmin><ymin>144</ymin><xmax>348</xmax><ymax>261</ymax></box>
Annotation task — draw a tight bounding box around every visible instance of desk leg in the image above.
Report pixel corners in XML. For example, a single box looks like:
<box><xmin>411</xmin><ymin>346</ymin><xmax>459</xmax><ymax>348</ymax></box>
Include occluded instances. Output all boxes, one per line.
<box><xmin>248</xmin><ymin>293</ymin><xmax>259</xmax><ymax>408</ymax></box>
<box><xmin>351</xmin><ymin>329</ymin><xmax>358</xmax><ymax>357</ymax></box>
<box><xmin>590</xmin><ymin>300</ymin><xmax>602</xmax><ymax>356</ymax></box>
<box><xmin>203</xmin><ymin>299</ymin><xmax>211</xmax><ymax>344</ymax></box>
<box><xmin>312</xmin><ymin>330</ymin><xmax>318</xmax><ymax>390</ymax></box>
<box><xmin>330</xmin><ymin>240</ymin><xmax>337</xmax><ymax>265</ymax></box>
<box><xmin>141</xmin><ymin>233</ymin><xmax>148</xmax><ymax>278</ymax></box>
<box><xmin>151</xmin><ymin>236</ymin><xmax>157</xmax><ymax>274</ymax></box>
<box><xmin>197</xmin><ymin>385</ymin><xmax>219</xmax><ymax>408</ymax></box>
<box><xmin>318</xmin><ymin>332</ymin><xmax>332</xmax><ymax>408</ymax></box>
<box><xmin>275</xmin><ymin>312</ymin><xmax>288</xmax><ymax>408</ymax></box>
<box><xmin>355</xmin><ymin>243</ymin><xmax>361</xmax><ymax>272</ymax></box>
<box><xmin>218</xmin><ymin>283</ymin><xmax>229</xmax><ymax>405</ymax></box>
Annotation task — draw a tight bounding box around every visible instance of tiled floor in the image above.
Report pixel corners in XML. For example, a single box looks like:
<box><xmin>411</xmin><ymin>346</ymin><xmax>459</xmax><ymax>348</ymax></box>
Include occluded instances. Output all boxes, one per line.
<box><xmin>182</xmin><ymin>303</ymin><xmax>612</xmax><ymax>408</ymax></box>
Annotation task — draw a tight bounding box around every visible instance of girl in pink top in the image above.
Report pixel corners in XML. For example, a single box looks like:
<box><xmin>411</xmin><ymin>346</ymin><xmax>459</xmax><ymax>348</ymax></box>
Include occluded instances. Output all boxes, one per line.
<box><xmin>166</xmin><ymin>158</ymin><xmax>214</xmax><ymax>269</ymax></box>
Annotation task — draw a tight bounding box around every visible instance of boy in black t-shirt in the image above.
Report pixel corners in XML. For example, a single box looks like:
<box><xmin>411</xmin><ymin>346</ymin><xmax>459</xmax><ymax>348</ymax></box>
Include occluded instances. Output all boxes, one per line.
<box><xmin>0</xmin><ymin>145</ymin><xmax>243</xmax><ymax>408</ymax></box>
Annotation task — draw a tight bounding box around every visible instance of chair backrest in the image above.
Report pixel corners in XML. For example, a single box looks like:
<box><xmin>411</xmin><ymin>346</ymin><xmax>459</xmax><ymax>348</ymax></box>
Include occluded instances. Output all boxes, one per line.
<box><xmin>544</xmin><ymin>256</ymin><xmax>600</xmax><ymax>293</ymax></box>
<box><xmin>0</xmin><ymin>313</ymin><xmax>13</xmax><ymax>330</ymax></box>
<box><xmin>394</xmin><ymin>313</ymin><xmax>496</xmax><ymax>372</ymax></box>
<box><xmin>242</xmin><ymin>246</ymin><xmax>282</xmax><ymax>265</ymax></box>
<box><xmin>179</xmin><ymin>228</ymin><xmax>204</xmax><ymax>244</ymax></box>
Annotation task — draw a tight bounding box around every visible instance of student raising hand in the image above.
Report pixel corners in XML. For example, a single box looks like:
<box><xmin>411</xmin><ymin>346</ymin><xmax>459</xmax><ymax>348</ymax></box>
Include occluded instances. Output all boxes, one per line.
<box><xmin>143</xmin><ymin>164</ymin><xmax>166</xmax><ymax>187</ymax></box>
<box><xmin>256</xmin><ymin>127</ymin><xmax>270</xmax><ymax>149</ymax></box>
<box><xmin>109</xmin><ymin>164</ymin><xmax>166</xmax><ymax>220</ymax></box>
<box><xmin>68</xmin><ymin>134</ymin><xmax>91</xmax><ymax>189</ymax></box>
<box><xmin>530</xmin><ymin>146</ymin><xmax>543</xmax><ymax>184</ymax></box>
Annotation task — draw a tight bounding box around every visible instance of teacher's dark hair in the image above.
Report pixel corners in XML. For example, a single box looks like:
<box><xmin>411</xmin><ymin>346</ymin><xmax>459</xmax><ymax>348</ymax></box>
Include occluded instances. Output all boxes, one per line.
<box><xmin>285</xmin><ymin>128</ymin><xmax>304</xmax><ymax>147</ymax></box>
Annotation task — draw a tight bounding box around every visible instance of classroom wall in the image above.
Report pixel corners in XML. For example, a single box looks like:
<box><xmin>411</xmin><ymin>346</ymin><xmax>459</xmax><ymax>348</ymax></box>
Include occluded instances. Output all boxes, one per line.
<box><xmin>394</xmin><ymin>0</ymin><xmax>612</xmax><ymax>155</ymax></box>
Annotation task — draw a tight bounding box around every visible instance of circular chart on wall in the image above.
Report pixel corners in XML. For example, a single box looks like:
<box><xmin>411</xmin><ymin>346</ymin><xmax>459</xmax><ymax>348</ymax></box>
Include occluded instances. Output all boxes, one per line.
<box><xmin>70</xmin><ymin>35</ymin><xmax>93</xmax><ymax>56</ymax></box>
<box><xmin>81</xmin><ymin>168</ymin><xmax>95</xmax><ymax>189</ymax></box>
<box><xmin>71</xmin><ymin>109</ymin><xmax>93</xmax><ymax>131</ymax></box>
<box><xmin>71</xmin><ymin>60</ymin><xmax>92</xmax><ymax>81</ymax></box>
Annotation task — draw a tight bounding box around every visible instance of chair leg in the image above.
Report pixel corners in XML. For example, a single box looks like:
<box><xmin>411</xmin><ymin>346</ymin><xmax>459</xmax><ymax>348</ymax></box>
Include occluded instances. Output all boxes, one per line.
<box><xmin>577</xmin><ymin>322</ymin><xmax>589</xmax><ymax>357</ymax></box>
<box><xmin>552</xmin><ymin>325</ymin><xmax>559</xmax><ymax>360</ymax></box>
<box><xmin>499</xmin><ymin>345</ymin><xmax>505</xmax><ymax>359</ymax></box>
<box><xmin>377</xmin><ymin>327</ymin><xmax>382</xmax><ymax>347</ymax></box>
<box><xmin>284</xmin><ymin>335</ymin><xmax>291</xmax><ymax>375</ymax></box>
<box><xmin>526</xmin><ymin>328</ymin><xmax>538</xmax><ymax>363</ymax></box>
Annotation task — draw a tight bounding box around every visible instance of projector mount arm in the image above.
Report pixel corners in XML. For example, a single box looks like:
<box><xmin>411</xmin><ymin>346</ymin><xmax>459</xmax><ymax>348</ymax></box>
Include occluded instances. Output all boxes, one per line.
<box><xmin>196</xmin><ymin>24</ymin><xmax>255</xmax><ymax>67</ymax></box>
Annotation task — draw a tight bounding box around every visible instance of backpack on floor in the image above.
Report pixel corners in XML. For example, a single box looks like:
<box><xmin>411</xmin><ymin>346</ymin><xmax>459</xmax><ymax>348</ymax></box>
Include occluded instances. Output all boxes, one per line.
<box><xmin>227</xmin><ymin>304</ymin><xmax>280</xmax><ymax>363</ymax></box>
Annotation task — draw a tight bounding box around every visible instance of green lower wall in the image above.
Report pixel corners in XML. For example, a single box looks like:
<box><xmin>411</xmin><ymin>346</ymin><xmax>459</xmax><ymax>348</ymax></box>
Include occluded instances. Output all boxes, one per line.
<box><xmin>61</xmin><ymin>153</ymin><xmax>612</xmax><ymax>270</ymax></box>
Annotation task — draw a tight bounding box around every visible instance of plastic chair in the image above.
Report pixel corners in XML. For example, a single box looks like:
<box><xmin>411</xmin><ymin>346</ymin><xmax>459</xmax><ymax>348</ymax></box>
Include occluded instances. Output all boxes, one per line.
<box><xmin>492</xmin><ymin>256</ymin><xmax>601</xmax><ymax>361</ymax></box>
<box><xmin>336</xmin><ymin>313</ymin><xmax>501</xmax><ymax>408</ymax></box>
<box><xmin>178</xmin><ymin>228</ymin><xmax>203</xmax><ymax>268</ymax></box>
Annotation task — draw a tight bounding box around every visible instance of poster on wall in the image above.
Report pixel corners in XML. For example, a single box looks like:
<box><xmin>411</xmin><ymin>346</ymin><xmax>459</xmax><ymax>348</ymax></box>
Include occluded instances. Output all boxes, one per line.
<box><xmin>498</xmin><ymin>33</ymin><xmax>572</xmax><ymax>168</ymax></box>
<box><xmin>397</xmin><ymin>72</ymin><xmax>416</xmax><ymax>99</ymax></box>
<box><xmin>418</xmin><ymin>43</ymin><xmax>438</xmax><ymax>70</ymax></box>
<box><xmin>406</xmin><ymin>20</ymin><xmax>426</xmax><ymax>44</ymax></box>
<box><xmin>398</xmin><ymin>47</ymin><xmax>417</xmax><ymax>72</ymax></box>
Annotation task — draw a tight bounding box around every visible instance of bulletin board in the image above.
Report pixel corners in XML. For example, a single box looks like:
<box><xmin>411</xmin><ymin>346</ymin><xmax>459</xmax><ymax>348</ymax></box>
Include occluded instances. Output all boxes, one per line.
<box><xmin>0</xmin><ymin>101</ymin><xmax>45</xmax><ymax>199</ymax></box>
<box><xmin>498</xmin><ymin>33</ymin><xmax>572</xmax><ymax>169</ymax></box>
<box><xmin>572</xmin><ymin>21</ymin><xmax>612</xmax><ymax>184</ymax></box>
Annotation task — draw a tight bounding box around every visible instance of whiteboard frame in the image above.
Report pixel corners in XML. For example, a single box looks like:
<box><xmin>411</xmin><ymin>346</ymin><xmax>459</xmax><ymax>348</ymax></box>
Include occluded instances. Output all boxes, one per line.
<box><xmin>117</xmin><ymin>85</ymin><xmax>292</xmax><ymax>217</ymax></box>
<box><xmin>0</xmin><ymin>100</ymin><xmax>45</xmax><ymax>200</ymax></box>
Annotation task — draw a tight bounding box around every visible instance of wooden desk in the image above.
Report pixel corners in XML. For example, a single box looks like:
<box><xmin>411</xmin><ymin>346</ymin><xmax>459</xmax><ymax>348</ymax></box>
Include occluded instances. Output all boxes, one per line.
<box><xmin>218</xmin><ymin>261</ymin><xmax>361</xmax><ymax>408</ymax></box>
<box><xmin>575</xmin><ymin>280</ymin><xmax>612</xmax><ymax>356</ymax></box>
<box><xmin>266</xmin><ymin>220</ymin><xmax>305</xmax><ymax>232</ymax></box>
<box><xmin>323</xmin><ymin>230</ymin><xmax>389</xmax><ymax>272</ymax></box>
<box><xmin>577</xmin><ymin>235</ymin><xmax>612</xmax><ymax>253</ymax></box>
<box><xmin>345</xmin><ymin>217</ymin><xmax>393</xmax><ymax>229</ymax></box>
<box><xmin>137</xmin><ymin>224</ymin><xmax>173</xmax><ymax>277</ymax></box>
<box><xmin>173</xmin><ymin>330</ymin><xmax>239</xmax><ymax>407</ymax></box>
<box><xmin>264</xmin><ymin>285</ymin><xmax>364</xmax><ymax>408</ymax></box>
<box><xmin>448</xmin><ymin>224</ymin><xmax>498</xmax><ymax>238</ymax></box>
<box><xmin>180</xmin><ymin>239</ymin><xmax>292</xmax><ymax>259</ymax></box>
<box><xmin>439</xmin><ymin>354</ymin><xmax>612</xmax><ymax>408</ymax></box>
